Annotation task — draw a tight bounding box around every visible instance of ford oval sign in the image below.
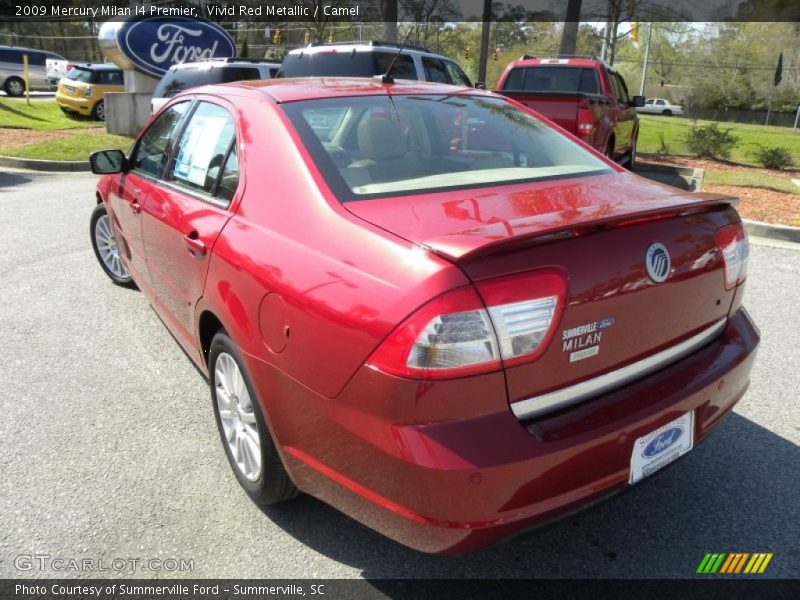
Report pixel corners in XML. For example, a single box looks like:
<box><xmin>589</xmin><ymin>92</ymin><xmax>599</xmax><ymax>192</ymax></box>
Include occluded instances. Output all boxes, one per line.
<box><xmin>642</xmin><ymin>427</ymin><xmax>683</xmax><ymax>458</ymax></box>
<box><xmin>100</xmin><ymin>16</ymin><xmax>235</xmax><ymax>77</ymax></box>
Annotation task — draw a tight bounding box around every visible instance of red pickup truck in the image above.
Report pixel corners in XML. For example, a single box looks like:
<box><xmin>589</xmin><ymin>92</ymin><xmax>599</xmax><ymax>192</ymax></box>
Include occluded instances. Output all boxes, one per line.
<box><xmin>496</xmin><ymin>57</ymin><xmax>645</xmax><ymax>169</ymax></box>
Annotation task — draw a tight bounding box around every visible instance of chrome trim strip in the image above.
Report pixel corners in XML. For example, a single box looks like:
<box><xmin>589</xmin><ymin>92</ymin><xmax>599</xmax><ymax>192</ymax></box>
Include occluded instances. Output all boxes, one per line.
<box><xmin>510</xmin><ymin>318</ymin><xmax>728</xmax><ymax>420</ymax></box>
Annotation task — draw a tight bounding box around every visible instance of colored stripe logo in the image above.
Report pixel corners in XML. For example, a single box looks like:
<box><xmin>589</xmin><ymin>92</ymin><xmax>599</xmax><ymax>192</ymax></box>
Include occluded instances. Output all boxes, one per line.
<box><xmin>696</xmin><ymin>553</ymin><xmax>773</xmax><ymax>574</ymax></box>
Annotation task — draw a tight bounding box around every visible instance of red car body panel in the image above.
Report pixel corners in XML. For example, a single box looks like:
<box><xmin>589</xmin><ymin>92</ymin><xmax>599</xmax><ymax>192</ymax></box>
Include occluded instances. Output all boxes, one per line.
<box><xmin>97</xmin><ymin>79</ymin><xmax>759</xmax><ymax>554</ymax></box>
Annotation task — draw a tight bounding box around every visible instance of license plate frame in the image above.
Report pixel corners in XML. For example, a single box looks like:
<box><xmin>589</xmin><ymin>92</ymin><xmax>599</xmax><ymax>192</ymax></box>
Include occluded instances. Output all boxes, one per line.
<box><xmin>629</xmin><ymin>411</ymin><xmax>694</xmax><ymax>484</ymax></box>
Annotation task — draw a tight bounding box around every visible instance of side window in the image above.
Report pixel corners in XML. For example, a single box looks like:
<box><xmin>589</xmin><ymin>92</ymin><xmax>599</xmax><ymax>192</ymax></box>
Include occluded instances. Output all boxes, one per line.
<box><xmin>613</xmin><ymin>73</ymin><xmax>630</xmax><ymax>105</ymax></box>
<box><xmin>373</xmin><ymin>53</ymin><xmax>417</xmax><ymax>80</ymax></box>
<box><xmin>422</xmin><ymin>57</ymin><xmax>450</xmax><ymax>84</ymax></box>
<box><xmin>97</xmin><ymin>71</ymin><xmax>123</xmax><ymax>85</ymax></box>
<box><xmin>131</xmin><ymin>101</ymin><xmax>190</xmax><ymax>178</ymax></box>
<box><xmin>217</xmin><ymin>146</ymin><xmax>239</xmax><ymax>203</ymax></box>
<box><xmin>444</xmin><ymin>61</ymin><xmax>472</xmax><ymax>87</ymax></box>
<box><xmin>645</xmin><ymin>99</ymin><xmax>654</xmax><ymax>105</ymax></box>
<box><xmin>656</xmin><ymin>99</ymin><xmax>665</xmax><ymax>106</ymax></box>
<box><xmin>170</xmin><ymin>102</ymin><xmax>237</xmax><ymax>201</ymax></box>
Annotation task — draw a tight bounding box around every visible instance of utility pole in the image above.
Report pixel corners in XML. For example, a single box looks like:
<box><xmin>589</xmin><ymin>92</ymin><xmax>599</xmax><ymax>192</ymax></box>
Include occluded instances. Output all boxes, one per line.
<box><xmin>639</xmin><ymin>23</ymin><xmax>652</xmax><ymax>97</ymax></box>
<box><xmin>477</xmin><ymin>0</ymin><xmax>491</xmax><ymax>87</ymax></box>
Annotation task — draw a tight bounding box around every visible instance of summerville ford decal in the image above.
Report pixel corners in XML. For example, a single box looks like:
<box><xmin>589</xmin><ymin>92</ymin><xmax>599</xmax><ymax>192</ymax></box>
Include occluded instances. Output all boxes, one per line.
<box><xmin>561</xmin><ymin>317</ymin><xmax>614</xmax><ymax>362</ymax></box>
<box><xmin>99</xmin><ymin>16</ymin><xmax>235</xmax><ymax>78</ymax></box>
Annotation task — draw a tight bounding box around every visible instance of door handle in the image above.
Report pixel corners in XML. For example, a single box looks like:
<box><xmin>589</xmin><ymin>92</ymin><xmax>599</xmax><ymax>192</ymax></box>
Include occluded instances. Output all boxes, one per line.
<box><xmin>130</xmin><ymin>200</ymin><xmax>141</xmax><ymax>215</ymax></box>
<box><xmin>183</xmin><ymin>232</ymin><xmax>207</xmax><ymax>256</ymax></box>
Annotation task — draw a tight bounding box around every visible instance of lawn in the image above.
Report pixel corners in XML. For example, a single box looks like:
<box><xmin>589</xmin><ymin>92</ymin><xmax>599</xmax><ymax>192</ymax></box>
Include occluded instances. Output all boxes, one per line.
<box><xmin>637</xmin><ymin>115</ymin><xmax>800</xmax><ymax>168</ymax></box>
<box><xmin>0</xmin><ymin>96</ymin><xmax>100</xmax><ymax>131</ymax></box>
<box><xmin>0</xmin><ymin>97</ymin><xmax>132</xmax><ymax>160</ymax></box>
<box><xmin>0</xmin><ymin>131</ymin><xmax>132</xmax><ymax>161</ymax></box>
<box><xmin>703</xmin><ymin>170</ymin><xmax>800</xmax><ymax>195</ymax></box>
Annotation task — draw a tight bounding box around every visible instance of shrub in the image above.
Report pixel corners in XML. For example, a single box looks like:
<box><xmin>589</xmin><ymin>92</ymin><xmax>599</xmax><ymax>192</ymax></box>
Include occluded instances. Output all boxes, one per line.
<box><xmin>684</xmin><ymin>122</ymin><xmax>738</xmax><ymax>160</ymax></box>
<box><xmin>752</xmin><ymin>145</ymin><xmax>794</xmax><ymax>170</ymax></box>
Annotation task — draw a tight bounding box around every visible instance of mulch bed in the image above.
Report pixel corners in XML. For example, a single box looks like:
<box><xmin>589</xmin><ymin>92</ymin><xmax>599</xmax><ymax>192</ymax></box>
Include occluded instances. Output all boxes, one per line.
<box><xmin>639</xmin><ymin>154</ymin><xmax>800</xmax><ymax>227</ymax></box>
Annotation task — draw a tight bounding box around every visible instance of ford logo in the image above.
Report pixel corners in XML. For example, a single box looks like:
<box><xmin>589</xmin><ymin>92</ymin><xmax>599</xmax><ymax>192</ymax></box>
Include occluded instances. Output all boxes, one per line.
<box><xmin>642</xmin><ymin>427</ymin><xmax>683</xmax><ymax>458</ymax></box>
<box><xmin>101</xmin><ymin>16</ymin><xmax>235</xmax><ymax>77</ymax></box>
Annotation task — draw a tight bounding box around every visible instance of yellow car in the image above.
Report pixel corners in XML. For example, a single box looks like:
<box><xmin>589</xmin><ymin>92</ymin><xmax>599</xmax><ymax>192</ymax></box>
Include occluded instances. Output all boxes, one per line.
<box><xmin>56</xmin><ymin>64</ymin><xmax>124</xmax><ymax>121</ymax></box>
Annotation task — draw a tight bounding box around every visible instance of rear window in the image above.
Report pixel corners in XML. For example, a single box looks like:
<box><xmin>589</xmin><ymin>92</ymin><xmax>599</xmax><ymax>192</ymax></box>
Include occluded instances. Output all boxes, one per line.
<box><xmin>66</xmin><ymin>67</ymin><xmax>94</xmax><ymax>83</ymax></box>
<box><xmin>502</xmin><ymin>66</ymin><xmax>600</xmax><ymax>94</ymax></box>
<box><xmin>278</xmin><ymin>51</ymin><xmax>417</xmax><ymax>79</ymax></box>
<box><xmin>282</xmin><ymin>94</ymin><xmax>610</xmax><ymax>202</ymax></box>
<box><xmin>153</xmin><ymin>66</ymin><xmax>262</xmax><ymax>98</ymax></box>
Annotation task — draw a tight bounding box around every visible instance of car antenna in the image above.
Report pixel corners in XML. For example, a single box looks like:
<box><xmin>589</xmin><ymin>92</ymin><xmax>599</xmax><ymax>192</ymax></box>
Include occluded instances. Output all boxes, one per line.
<box><xmin>374</xmin><ymin>31</ymin><xmax>413</xmax><ymax>85</ymax></box>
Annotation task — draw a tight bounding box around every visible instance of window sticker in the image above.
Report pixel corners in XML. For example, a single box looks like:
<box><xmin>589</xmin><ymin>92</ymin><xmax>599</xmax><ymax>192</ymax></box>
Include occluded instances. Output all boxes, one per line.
<box><xmin>173</xmin><ymin>115</ymin><xmax>228</xmax><ymax>187</ymax></box>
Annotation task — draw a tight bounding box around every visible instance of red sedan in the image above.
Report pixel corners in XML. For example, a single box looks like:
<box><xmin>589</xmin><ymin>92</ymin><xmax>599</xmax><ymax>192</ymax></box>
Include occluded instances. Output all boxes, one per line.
<box><xmin>89</xmin><ymin>78</ymin><xmax>758</xmax><ymax>554</ymax></box>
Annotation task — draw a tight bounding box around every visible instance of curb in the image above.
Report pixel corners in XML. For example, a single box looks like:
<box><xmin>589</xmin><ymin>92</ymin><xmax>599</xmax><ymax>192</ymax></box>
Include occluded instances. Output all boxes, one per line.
<box><xmin>0</xmin><ymin>154</ymin><xmax>89</xmax><ymax>172</ymax></box>
<box><xmin>743</xmin><ymin>219</ymin><xmax>800</xmax><ymax>244</ymax></box>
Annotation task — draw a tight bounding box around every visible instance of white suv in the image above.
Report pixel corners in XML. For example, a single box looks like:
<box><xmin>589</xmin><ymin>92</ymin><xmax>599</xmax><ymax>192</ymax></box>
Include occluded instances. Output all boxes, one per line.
<box><xmin>277</xmin><ymin>41</ymin><xmax>473</xmax><ymax>87</ymax></box>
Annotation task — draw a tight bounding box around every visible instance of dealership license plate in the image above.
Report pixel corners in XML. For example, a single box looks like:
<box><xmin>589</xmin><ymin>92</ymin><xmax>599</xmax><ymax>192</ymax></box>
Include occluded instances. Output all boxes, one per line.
<box><xmin>629</xmin><ymin>411</ymin><xmax>694</xmax><ymax>484</ymax></box>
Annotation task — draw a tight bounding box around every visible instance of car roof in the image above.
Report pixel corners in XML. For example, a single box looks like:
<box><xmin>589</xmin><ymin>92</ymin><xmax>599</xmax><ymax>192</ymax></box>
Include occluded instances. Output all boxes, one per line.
<box><xmin>171</xmin><ymin>60</ymin><xmax>281</xmax><ymax>70</ymax></box>
<box><xmin>286</xmin><ymin>44</ymin><xmax>454</xmax><ymax>62</ymax></box>
<box><xmin>193</xmin><ymin>77</ymin><xmax>485</xmax><ymax>104</ymax></box>
<box><xmin>511</xmin><ymin>57</ymin><xmax>605</xmax><ymax>68</ymax></box>
<box><xmin>71</xmin><ymin>63</ymin><xmax>122</xmax><ymax>71</ymax></box>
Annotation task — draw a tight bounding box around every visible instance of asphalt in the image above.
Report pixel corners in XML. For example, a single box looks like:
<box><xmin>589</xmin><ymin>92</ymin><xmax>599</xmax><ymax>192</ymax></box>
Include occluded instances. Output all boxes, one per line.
<box><xmin>0</xmin><ymin>169</ymin><xmax>798</xmax><ymax>579</ymax></box>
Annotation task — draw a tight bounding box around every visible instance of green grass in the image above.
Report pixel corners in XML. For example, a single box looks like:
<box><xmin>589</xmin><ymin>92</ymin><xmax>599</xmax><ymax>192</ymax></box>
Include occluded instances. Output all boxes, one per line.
<box><xmin>0</xmin><ymin>132</ymin><xmax>132</xmax><ymax>161</ymax></box>
<box><xmin>0</xmin><ymin>97</ymin><xmax>100</xmax><ymax>131</ymax></box>
<box><xmin>704</xmin><ymin>170</ymin><xmax>800</xmax><ymax>194</ymax></box>
<box><xmin>637</xmin><ymin>115</ymin><xmax>800</xmax><ymax>168</ymax></box>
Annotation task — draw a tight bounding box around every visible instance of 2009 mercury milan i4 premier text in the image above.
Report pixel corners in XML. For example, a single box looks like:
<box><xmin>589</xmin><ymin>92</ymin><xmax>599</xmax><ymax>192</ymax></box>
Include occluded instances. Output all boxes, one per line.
<box><xmin>89</xmin><ymin>78</ymin><xmax>759</xmax><ymax>554</ymax></box>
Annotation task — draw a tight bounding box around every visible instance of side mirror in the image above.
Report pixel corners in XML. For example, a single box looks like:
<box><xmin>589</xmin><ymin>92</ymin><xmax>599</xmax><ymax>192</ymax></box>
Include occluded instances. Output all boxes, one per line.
<box><xmin>474</xmin><ymin>82</ymin><xmax>486</xmax><ymax>90</ymax></box>
<box><xmin>632</xmin><ymin>95</ymin><xmax>646</xmax><ymax>108</ymax></box>
<box><xmin>90</xmin><ymin>149</ymin><xmax>126</xmax><ymax>174</ymax></box>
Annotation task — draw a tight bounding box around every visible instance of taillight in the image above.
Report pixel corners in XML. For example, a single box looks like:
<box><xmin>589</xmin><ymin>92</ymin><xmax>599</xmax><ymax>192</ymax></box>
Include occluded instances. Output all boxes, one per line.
<box><xmin>576</xmin><ymin>106</ymin><xmax>594</xmax><ymax>139</ymax></box>
<box><xmin>716</xmin><ymin>222</ymin><xmax>748</xmax><ymax>290</ymax></box>
<box><xmin>367</xmin><ymin>269</ymin><xmax>566</xmax><ymax>379</ymax></box>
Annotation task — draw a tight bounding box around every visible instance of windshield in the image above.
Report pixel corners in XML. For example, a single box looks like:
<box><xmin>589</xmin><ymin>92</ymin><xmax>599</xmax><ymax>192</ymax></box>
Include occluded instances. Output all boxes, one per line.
<box><xmin>278</xmin><ymin>51</ymin><xmax>417</xmax><ymax>79</ymax></box>
<box><xmin>67</xmin><ymin>68</ymin><xmax>94</xmax><ymax>83</ymax></box>
<box><xmin>281</xmin><ymin>94</ymin><xmax>611</xmax><ymax>202</ymax></box>
<box><xmin>153</xmin><ymin>66</ymin><xmax>262</xmax><ymax>98</ymax></box>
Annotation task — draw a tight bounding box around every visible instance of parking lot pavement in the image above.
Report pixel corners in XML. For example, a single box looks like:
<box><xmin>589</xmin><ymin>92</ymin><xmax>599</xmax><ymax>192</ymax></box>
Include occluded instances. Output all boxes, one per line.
<box><xmin>1</xmin><ymin>168</ymin><xmax>798</xmax><ymax>579</ymax></box>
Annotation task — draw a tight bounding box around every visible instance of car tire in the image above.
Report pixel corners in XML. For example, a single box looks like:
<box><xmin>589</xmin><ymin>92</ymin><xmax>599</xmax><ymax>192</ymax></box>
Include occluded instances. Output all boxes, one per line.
<box><xmin>626</xmin><ymin>136</ymin><xmax>637</xmax><ymax>171</ymax></box>
<box><xmin>92</xmin><ymin>100</ymin><xmax>105</xmax><ymax>121</ymax></box>
<box><xmin>4</xmin><ymin>77</ymin><xmax>25</xmax><ymax>97</ymax></box>
<box><xmin>209</xmin><ymin>331</ymin><xmax>299</xmax><ymax>506</ymax></box>
<box><xmin>663</xmin><ymin>109</ymin><xmax>672</xmax><ymax>117</ymax></box>
<box><xmin>90</xmin><ymin>203</ymin><xmax>134</xmax><ymax>287</ymax></box>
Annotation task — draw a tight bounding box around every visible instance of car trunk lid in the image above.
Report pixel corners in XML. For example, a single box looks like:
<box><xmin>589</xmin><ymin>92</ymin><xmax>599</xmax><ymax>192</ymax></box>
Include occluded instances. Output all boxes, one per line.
<box><xmin>346</xmin><ymin>171</ymin><xmax>740</xmax><ymax>413</ymax></box>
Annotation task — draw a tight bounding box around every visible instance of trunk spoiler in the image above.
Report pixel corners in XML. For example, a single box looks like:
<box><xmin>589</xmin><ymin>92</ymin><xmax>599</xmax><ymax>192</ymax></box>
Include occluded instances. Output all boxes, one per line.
<box><xmin>420</xmin><ymin>192</ymin><xmax>738</xmax><ymax>262</ymax></box>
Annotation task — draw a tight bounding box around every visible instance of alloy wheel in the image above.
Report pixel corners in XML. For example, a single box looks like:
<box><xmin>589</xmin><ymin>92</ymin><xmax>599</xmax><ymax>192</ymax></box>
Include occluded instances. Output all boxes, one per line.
<box><xmin>215</xmin><ymin>352</ymin><xmax>262</xmax><ymax>482</ymax></box>
<box><xmin>94</xmin><ymin>214</ymin><xmax>129</xmax><ymax>279</ymax></box>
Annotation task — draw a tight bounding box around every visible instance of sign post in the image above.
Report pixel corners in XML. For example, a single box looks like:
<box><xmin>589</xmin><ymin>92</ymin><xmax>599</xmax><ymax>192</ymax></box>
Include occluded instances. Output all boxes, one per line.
<box><xmin>22</xmin><ymin>53</ymin><xmax>30</xmax><ymax>105</ymax></box>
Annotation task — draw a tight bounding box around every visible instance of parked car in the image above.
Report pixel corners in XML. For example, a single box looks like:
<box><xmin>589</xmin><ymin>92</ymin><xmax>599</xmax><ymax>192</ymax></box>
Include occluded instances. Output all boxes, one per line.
<box><xmin>277</xmin><ymin>40</ymin><xmax>473</xmax><ymax>87</ymax></box>
<box><xmin>638</xmin><ymin>97</ymin><xmax>685</xmax><ymax>116</ymax></box>
<box><xmin>496</xmin><ymin>56</ymin><xmax>644</xmax><ymax>168</ymax></box>
<box><xmin>46</xmin><ymin>56</ymin><xmax>73</xmax><ymax>86</ymax></box>
<box><xmin>56</xmin><ymin>63</ymin><xmax>124</xmax><ymax>120</ymax></box>
<box><xmin>89</xmin><ymin>78</ymin><xmax>758</xmax><ymax>554</ymax></box>
<box><xmin>0</xmin><ymin>45</ymin><xmax>66</xmax><ymax>96</ymax></box>
<box><xmin>151</xmin><ymin>58</ymin><xmax>281</xmax><ymax>114</ymax></box>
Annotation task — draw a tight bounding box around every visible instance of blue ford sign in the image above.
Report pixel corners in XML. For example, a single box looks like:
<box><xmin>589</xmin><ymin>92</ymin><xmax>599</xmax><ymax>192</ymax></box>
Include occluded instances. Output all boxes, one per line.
<box><xmin>99</xmin><ymin>16</ymin><xmax>235</xmax><ymax>77</ymax></box>
<box><xmin>642</xmin><ymin>427</ymin><xmax>683</xmax><ymax>458</ymax></box>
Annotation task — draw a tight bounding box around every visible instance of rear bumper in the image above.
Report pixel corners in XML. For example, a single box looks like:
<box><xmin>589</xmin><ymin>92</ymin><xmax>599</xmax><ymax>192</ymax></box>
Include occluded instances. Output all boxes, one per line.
<box><xmin>55</xmin><ymin>91</ymin><xmax>92</xmax><ymax>115</ymax></box>
<box><xmin>251</xmin><ymin>308</ymin><xmax>759</xmax><ymax>554</ymax></box>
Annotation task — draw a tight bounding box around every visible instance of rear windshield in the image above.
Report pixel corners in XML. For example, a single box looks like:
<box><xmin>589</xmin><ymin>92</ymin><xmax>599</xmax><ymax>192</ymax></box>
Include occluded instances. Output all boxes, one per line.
<box><xmin>282</xmin><ymin>94</ymin><xmax>610</xmax><ymax>202</ymax></box>
<box><xmin>502</xmin><ymin>66</ymin><xmax>600</xmax><ymax>94</ymax></box>
<box><xmin>278</xmin><ymin>51</ymin><xmax>417</xmax><ymax>80</ymax></box>
<box><xmin>66</xmin><ymin>67</ymin><xmax>94</xmax><ymax>83</ymax></box>
<box><xmin>153</xmin><ymin>66</ymin><xmax>262</xmax><ymax>98</ymax></box>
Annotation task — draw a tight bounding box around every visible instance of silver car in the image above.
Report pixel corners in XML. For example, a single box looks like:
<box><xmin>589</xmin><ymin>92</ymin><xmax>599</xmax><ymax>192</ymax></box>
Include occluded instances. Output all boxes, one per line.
<box><xmin>637</xmin><ymin>97</ymin><xmax>685</xmax><ymax>117</ymax></box>
<box><xmin>1</xmin><ymin>45</ymin><xmax>65</xmax><ymax>96</ymax></box>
